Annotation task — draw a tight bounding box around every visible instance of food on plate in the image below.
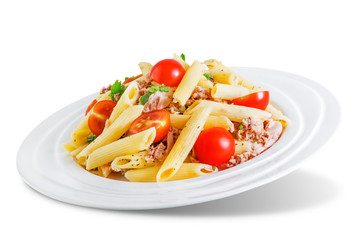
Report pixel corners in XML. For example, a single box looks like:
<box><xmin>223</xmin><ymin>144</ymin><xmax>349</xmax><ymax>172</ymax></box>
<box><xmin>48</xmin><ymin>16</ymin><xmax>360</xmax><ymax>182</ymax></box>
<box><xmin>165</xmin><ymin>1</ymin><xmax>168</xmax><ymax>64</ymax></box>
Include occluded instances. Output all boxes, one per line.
<box><xmin>63</xmin><ymin>53</ymin><xmax>290</xmax><ymax>182</ymax></box>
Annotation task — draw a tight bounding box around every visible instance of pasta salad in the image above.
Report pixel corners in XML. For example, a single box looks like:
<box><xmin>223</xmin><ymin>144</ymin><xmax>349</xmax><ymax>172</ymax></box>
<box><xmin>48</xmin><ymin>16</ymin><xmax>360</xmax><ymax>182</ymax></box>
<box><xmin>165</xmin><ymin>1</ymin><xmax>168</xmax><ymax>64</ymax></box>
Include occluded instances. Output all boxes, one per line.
<box><xmin>63</xmin><ymin>54</ymin><xmax>289</xmax><ymax>182</ymax></box>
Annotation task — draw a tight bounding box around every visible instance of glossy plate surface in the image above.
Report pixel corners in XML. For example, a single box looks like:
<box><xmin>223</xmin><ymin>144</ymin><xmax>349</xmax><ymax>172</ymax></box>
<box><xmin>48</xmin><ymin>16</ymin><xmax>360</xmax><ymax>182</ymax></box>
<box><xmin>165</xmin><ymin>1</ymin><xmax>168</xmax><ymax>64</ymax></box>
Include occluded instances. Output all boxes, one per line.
<box><xmin>17</xmin><ymin>67</ymin><xmax>340</xmax><ymax>210</ymax></box>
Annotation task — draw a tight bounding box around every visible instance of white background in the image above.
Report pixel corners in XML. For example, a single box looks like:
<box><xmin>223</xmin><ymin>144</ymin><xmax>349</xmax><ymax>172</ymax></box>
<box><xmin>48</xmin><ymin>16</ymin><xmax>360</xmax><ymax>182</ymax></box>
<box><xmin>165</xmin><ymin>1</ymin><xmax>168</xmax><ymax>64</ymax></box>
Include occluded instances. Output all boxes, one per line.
<box><xmin>1</xmin><ymin>0</ymin><xmax>359</xmax><ymax>239</ymax></box>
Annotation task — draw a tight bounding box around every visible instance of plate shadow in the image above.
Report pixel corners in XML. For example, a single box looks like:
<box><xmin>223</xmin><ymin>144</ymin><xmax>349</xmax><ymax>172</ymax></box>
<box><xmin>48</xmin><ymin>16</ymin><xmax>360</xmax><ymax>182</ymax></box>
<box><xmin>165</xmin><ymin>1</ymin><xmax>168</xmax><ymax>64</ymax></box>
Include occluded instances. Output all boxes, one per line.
<box><xmin>129</xmin><ymin>170</ymin><xmax>340</xmax><ymax>217</ymax></box>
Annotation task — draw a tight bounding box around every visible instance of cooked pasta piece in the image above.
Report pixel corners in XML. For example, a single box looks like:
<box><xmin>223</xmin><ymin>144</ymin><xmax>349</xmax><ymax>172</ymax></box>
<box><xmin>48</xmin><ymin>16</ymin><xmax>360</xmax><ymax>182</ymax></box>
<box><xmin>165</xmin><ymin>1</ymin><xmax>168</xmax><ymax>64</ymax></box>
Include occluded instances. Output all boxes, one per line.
<box><xmin>170</xmin><ymin>114</ymin><xmax>234</xmax><ymax>132</ymax></box>
<box><xmin>63</xmin><ymin>139</ymin><xmax>77</xmax><ymax>152</ymax></box>
<box><xmin>86</xmin><ymin>127</ymin><xmax>156</xmax><ymax>170</ymax></box>
<box><xmin>173</xmin><ymin>60</ymin><xmax>203</xmax><ymax>106</ymax></box>
<box><xmin>204</xmin><ymin>59</ymin><xmax>231</xmax><ymax>71</ymax></box>
<box><xmin>211</xmin><ymin>83</ymin><xmax>250</xmax><ymax>100</ymax></box>
<box><xmin>111</xmin><ymin>151</ymin><xmax>155</xmax><ymax>171</ymax></box>
<box><xmin>107</xmin><ymin>81</ymin><xmax>139</xmax><ymax>126</ymax></box>
<box><xmin>235</xmin><ymin>140</ymin><xmax>252</xmax><ymax>154</ymax></box>
<box><xmin>184</xmin><ymin>100</ymin><xmax>272</xmax><ymax>122</ymax></box>
<box><xmin>173</xmin><ymin>53</ymin><xmax>189</xmax><ymax>70</ymax></box>
<box><xmin>125</xmin><ymin>163</ymin><xmax>217</xmax><ymax>182</ymax></box>
<box><xmin>77</xmin><ymin>105</ymin><xmax>144</xmax><ymax>163</ymax></box>
<box><xmin>138</xmin><ymin>62</ymin><xmax>153</xmax><ymax>76</ymax></box>
<box><xmin>156</xmin><ymin>105</ymin><xmax>212</xmax><ymax>182</ymax></box>
<box><xmin>197</xmin><ymin>76</ymin><xmax>214</xmax><ymax>89</ymax></box>
<box><xmin>209</xmin><ymin>69</ymin><xmax>238</xmax><ymax>85</ymax></box>
<box><xmin>266</xmin><ymin>103</ymin><xmax>290</xmax><ymax>127</ymax></box>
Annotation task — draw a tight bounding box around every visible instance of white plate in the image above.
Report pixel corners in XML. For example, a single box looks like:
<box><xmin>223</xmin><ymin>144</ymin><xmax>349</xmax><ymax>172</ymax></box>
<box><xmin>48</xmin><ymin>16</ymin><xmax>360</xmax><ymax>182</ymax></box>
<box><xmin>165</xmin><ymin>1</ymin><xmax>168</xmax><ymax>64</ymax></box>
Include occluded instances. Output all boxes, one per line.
<box><xmin>16</xmin><ymin>67</ymin><xmax>340</xmax><ymax>210</ymax></box>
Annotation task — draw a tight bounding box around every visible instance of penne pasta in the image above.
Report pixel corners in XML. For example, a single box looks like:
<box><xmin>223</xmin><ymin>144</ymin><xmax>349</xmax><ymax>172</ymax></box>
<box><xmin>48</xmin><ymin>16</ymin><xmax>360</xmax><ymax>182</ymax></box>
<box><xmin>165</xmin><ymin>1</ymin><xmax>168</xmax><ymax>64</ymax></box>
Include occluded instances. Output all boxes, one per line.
<box><xmin>125</xmin><ymin>163</ymin><xmax>217</xmax><ymax>182</ymax></box>
<box><xmin>107</xmin><ymin>81</ymin><xmax>139</xmax><ymax>126</ymax></box>
<box><xmin>211</xmin><ymin>83</ymin><xmax>250</xmax><ymax>100</ymax></box>
<box><xmin>173</xmin><ymin>60</ymin><xmax>203</xmax><ymax>106</ymax></box>
<box><xmin>77</xmin><ymin>105</ymin><xmax>144</xmax><ymax>162</ymax></box>
<box><xmin>173</xmin><ymin>53</ymin><xmax>189</xmax><ymax>70</ymax></box>
<box><xmin>197</xmin><ymin>76</ymin><xmax>214</xmax><ymax>89</ymax></box>
<box><xmin>111</xmin><ymin>151</ymin><xmax>155</xmax><ymax>171</ymax></box>
<box><xmin>170</xmin><ymin>114</ymin><xmax>234</xmax><ymax>132</ymax></box>
<box><xmin>86</xmin><ymin>127</ymin><xmax>156</xmax><ymax>170</ymax></box>
<box><xmin>266</xmin><ymin>103</ymin><xmax>290</xmax><ymax>127</ymax></box>
<box><xmin>156</xmin><ymin>105</ymin><xmax>213</xmax><ymax>182</ymax></box>
<box><xmin>235</xmin><ymin>140</ymin><xmax>252</xmax><ymax>154</ymax></box>
<box><xmin>184</xmin><ymin>100</ymin><xmax>272</xmax><ymax>122</ymax></box>
<box><xmin>138</xmin><ymin>62</ymin><xmax>153</xmax><ymax>76</ymax></box>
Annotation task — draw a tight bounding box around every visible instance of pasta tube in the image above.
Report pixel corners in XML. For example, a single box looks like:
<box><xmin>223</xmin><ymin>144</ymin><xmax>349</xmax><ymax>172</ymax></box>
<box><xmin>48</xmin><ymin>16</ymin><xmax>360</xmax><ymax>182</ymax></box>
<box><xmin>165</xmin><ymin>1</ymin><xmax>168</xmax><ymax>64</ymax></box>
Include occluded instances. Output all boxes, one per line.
<box><xmin>86</xmin><ymin>127</ymin><xmax>156</xmax><ymax>170</ymax></box>
<box><xmin>197</xmin><ymin>76</ymin><xmax>214</xmax><ymax>89</ymax></box>
<box><xmin>125</xmin><ymin>163</ymin><xmax>218</xmax><ymax>182</ymax></box>
<box><xmin>173</xmin><ymin>60</ymin><xmax>203</xmax><ymax>106</ymax></box>
<box><xmin>156</xmin><ymin>105</ymin><xmax>212</xmax><ymax>182</ymax></box>
<box><xmin>107</xmin><ymin>81</ymin><xmax>139</xmax><ymax>126</ymax></box>
<box><xmin>170</xmin><ymin>114</ymin><xmax>234</xmax><ymax>132</ymax></box>
<box><xmin>211</xmin><ymin>83</ymin><xmax>250</xmax><ymax>100</ymax></box>
<box><xmin>184</xmin><ymin>100</ymin><xmax>272</xmax><ymax>122</ymax></box>
<box><xmin>138</xmin><ymin>62</ymin><xmax>153</xmax><ymax>76</ymax></box>
<box><xmin>111</xmin><ymin>151</ymin><xmax>155</xmax><ymax>171</ymax></box>
<box><xmin>173</xmin><ymin>53</ymin><xmax>189</xmax><ymax>70</ymax></box>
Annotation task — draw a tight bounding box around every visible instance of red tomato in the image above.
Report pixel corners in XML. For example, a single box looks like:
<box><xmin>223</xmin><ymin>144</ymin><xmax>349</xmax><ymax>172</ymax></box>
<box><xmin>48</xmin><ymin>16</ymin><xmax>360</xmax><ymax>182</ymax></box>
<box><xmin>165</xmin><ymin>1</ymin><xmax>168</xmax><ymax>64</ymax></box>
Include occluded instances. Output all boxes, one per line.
<box><xmin>232</xmin><ymin>91</ymin><xmax>270</xmax><ymax>110</ymax></box>
<box><xmin>85</xmin><ymin>99</ymin><xmax>98</xmax><ymax>116</ymax></box>
<box><xmin>123</xmin><ymin>74</ymin><xmax>143</xmax><ymax>85</ymax></box>
<box><xmin>129</xmin><ymin>109</ymin><xmax>170</xmax><ymax>142</ymax></box>
<box><xmin>149</xmin><ymin>59</ymin><xmax>185</xmax><ymax>87</ymax></box>
<box><xmin>194</xmin><ymin>127</ymin><xmax>235</xmax><ymax>166</ymax></box>
<box><xmin>88</xmin><ymin>100</ymin><xmax>116</xmax><ymax>136</ymax></box>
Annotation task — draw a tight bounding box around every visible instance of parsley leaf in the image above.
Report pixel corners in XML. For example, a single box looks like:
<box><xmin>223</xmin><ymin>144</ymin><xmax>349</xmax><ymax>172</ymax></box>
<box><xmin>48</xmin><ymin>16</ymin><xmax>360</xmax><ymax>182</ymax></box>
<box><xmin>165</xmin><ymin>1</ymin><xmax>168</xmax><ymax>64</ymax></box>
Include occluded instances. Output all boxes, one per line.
<box><xmin>140</xmin><ymin>92</ymin><xmax>152</xmax><ymax>105</ymax></box>
<box><xmin>239</xmin><ymin>123</ymin><xmax>244</xmax><ymax>130</ymax></box>
<box><xmin>140</xmin><ymin>86</ymin><xmax>170</xmax><ymax>105</ymax></box>
<box><xmin>149</xmin><ymin>86</ymin><xmax>170</xmax><ymax>93</ymax></box>
<box><xmin>203</xmin><ymin>73</ymin><xmax>214</xmax><ymax>80</ymax></box>
<box><xmin>110</xmin><ymin>80</ymin><xmax>126</xmax><ymax>101</ymax></box>
<box><xmin>180</xmin><ymin>53</ymin><xmax>186</xmax><ymax>61</ymax></box>
<box><xmin>87</xmin><ymin>135</ymin><xmax>97</xmax><ymax>143</ymax></box>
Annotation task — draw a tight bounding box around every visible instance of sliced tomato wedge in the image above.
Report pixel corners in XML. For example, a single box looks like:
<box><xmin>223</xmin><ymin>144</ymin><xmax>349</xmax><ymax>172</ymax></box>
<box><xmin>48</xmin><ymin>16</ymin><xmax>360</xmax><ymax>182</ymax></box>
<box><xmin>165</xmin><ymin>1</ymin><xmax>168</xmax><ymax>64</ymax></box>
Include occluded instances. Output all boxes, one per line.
<box><xmin>88</xmin><ymin>100</ymin><xmax>116</xmax><ymax>136</ymax></box>
<box><xmin>123</xmin><ymin>74</ymin><xmax>143</xmax><ymax>85</ymax></box>
<box><xmin>129</xmin><ymin>109</ymin><xmax>170</xmax><ymax>142</ymax></box>
<box><xmin>232</xmin><ymin>91</ymin><xmax>270</xmax><ymax>110</ymax></box>
<box><xmin>85</xmin><ymin>99</ymin><xmax>98</xmax><ymax>116</ymax></box>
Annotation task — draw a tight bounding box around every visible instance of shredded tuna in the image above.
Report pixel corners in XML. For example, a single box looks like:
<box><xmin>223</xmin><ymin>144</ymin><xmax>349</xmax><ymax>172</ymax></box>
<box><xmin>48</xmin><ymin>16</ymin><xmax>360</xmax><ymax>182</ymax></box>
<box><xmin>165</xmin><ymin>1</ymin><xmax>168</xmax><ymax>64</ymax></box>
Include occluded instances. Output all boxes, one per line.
<box><xmin>144</xmin><ymin>91</ymin><xmax>172</xmax><ymax>112</ymax></box>
<box><xmin>165</xmin><ymin>127</ymin><xmax>180</xmax><ymax>154</ymax></box>
<box><xmin>145</xmin><ymin>142</ymin><xmax>167</xmax><ymax>163</ymax></box>
<box><xmin>100</xmin><ymin>84</ymin><xmax>112</xmax><ymax>94</ymax></box>
<box><xmin>137</xmin><ymin>74</ymin><xmax>152</xmax><ymax>97</ymax></box>
<box><xmin>227</xmin><ymin>117</ymin><xmax>283</xmax><ymax>167</ymax></box>
<box><xmin>185</xmin><ymin>86</ymin><xmax>211</xmax><ymax>106</ymax></box>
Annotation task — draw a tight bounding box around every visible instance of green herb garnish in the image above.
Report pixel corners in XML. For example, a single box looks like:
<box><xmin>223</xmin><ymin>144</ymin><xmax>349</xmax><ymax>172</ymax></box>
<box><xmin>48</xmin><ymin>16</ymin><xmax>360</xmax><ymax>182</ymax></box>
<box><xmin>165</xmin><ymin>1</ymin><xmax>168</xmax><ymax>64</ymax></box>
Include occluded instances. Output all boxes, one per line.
<box><xmin>140</xmin><ymin>86</ymin><xmax>170</xmax><ymax>105</ymax></box>
<box><xmin>139</xmin><ymin>92</ymin><xmax>152</xmax><ymax>105</ymax></box>
<box><xmin>180</xmin><ymin>53</ymin><xmax>186</xmax><ymax>61</ymax></box>
<box><xmin>203</xmin><ymin>73</ymin><xmax>214</xmax><ymax>80</ymax></box>
<box><xmin>87</xmin><ymin>135</ymin><xmax>97</xmax><ymax>143</ymax></box>
<box><xmin>239</xmin><ymin>123</ymin><xmax>244</xmax><ymax>130</ymax></box>
<box><xmin>110</xmin><ymin>80</ymin><xmax>126</xmax><ymax>101</ymax></box>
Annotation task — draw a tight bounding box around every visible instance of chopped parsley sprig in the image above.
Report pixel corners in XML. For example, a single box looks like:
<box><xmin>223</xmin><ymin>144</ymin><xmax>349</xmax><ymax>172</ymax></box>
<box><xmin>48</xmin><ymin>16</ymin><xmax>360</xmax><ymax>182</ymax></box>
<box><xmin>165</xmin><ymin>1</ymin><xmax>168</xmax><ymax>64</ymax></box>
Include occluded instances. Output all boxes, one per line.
<box><xmin>86</xmin><ymin>135</ymin><xmax>97</xmax><ymax>143</ymax></box>
<box><xmin>203</xmin><ymin>73</ymin><xmax>214</xmax><ymax>80</ymax></box>
<box><xmin>110</xmin><ymin>80</ymin><xmax>126</xmax><ymax>101</ymax></box>
<box><xmin>139</xmin><ymin>86</ymin><xmax>170</xmax><ymax>105</ymax></box>
<box><xmin>180</xmin><ymin>53</ymin><xmax>186</xmax><ymax>61</ymax></box>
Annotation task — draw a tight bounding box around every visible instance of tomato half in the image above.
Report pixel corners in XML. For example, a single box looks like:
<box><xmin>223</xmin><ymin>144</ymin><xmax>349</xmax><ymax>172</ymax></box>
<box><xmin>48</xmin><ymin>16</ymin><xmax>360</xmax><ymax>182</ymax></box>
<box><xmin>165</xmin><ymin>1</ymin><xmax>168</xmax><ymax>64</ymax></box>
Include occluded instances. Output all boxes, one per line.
<box><xmin>149</xmin><ymin>59</ymin><xmax>185</xmax><ymax>87</ymax></box>
<box><xmin>123</xmin><ymin>74</ymin><xmax>143</xmax><ymax>85</ymax></box>
<box><xmin>88</xmin><ymin>100</ymin><xmax>117</xmax><ymax>136</ymax></box>
<box><xmin>85</xmin><ymin>99</ymin><xmax>98</xmax><ymax>116</ymax></box>
<box><xmin>129</xmin><ymin>109</ymin><xmax>170</xmax><ymax>142</ymax></box>
<box><xmin>194</xmin><ymin>127</ymin><xmax>235</xmax><ymax>166</ymax></box>
<box><xmin>232</xmin><ymin>91</ymin><xmax>270</xmax><ymax>110</ymax></box>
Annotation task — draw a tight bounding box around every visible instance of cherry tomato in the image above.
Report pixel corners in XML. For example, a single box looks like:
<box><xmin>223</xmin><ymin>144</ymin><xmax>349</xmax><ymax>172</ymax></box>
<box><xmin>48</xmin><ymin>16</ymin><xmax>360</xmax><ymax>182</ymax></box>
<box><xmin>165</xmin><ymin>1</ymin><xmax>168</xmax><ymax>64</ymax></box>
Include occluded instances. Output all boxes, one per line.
<box><xmin>149</xmin><ymin>59</ymin><xmax>185</xmax><ymax>87</ymax></box>
<box><xmin>232</xmin><ymin>91</ymin><xmax>270</xmax><ymax>110</ymax></box>
<box><xmin>129</xmin><ymin>109</ymin><xmax>170</xmax><ymax>142</ymax></box>
<box><xmin>88</xmin><ymin>100</ymin><xmax>116</xmax><ymax>136</ymax></box>
<box><xmin>85</xmin><ymin>99</ymin><xmax>98</xmax><ymax>116</ymax></box>
<box><xmin>123</xmin><ymin>74</ymin><xmax>143</xmax><ymax>85</ymax></box>
<box><xmin>194</xmin><ymin>127</ymin><xmax>235</xmax><ymax>166</ymax></box>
